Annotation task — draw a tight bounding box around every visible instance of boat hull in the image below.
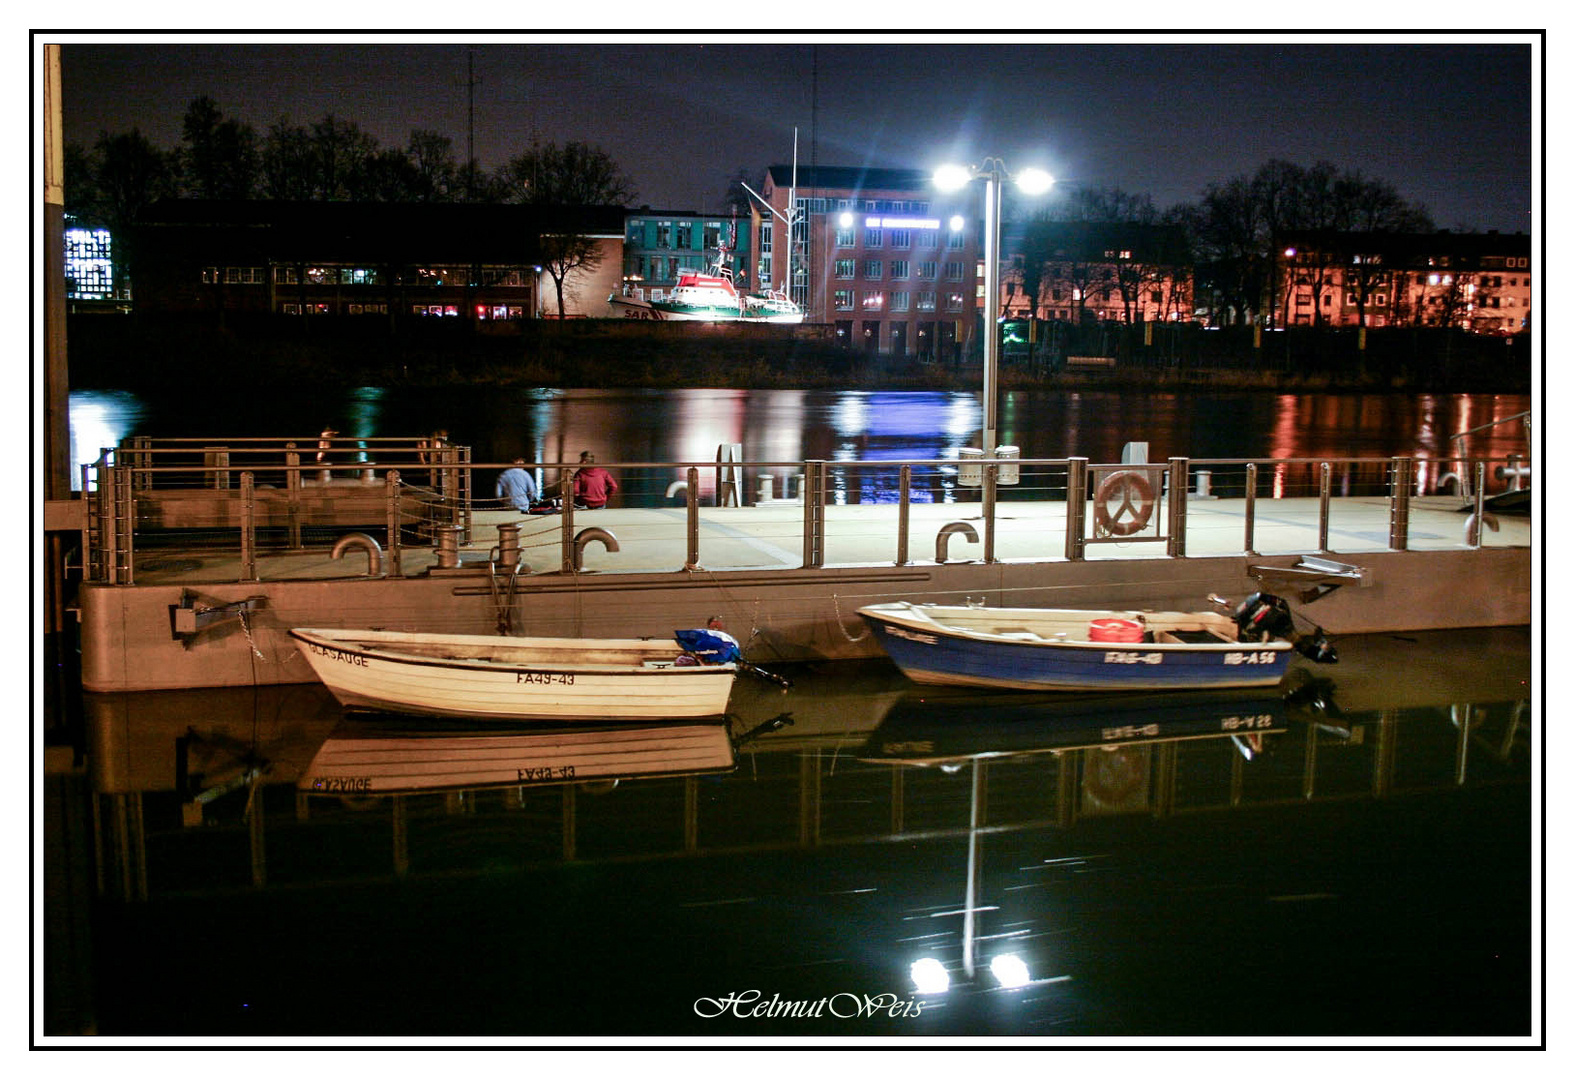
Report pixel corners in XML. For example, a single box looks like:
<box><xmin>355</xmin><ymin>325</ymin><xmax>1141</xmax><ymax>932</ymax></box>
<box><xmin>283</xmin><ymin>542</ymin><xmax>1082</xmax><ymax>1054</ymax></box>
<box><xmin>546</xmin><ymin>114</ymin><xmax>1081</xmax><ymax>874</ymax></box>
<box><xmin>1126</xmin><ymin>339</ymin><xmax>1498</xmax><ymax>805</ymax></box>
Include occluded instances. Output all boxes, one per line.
<box><xmin>857</xmin><ymin>604</ymin><xmax>1293</xmax><ymax>691</ymax></box>
<box><xmin>289</xmin><ymin>628</ymin><xmax>737</xmax><ymax>721</ymax></box>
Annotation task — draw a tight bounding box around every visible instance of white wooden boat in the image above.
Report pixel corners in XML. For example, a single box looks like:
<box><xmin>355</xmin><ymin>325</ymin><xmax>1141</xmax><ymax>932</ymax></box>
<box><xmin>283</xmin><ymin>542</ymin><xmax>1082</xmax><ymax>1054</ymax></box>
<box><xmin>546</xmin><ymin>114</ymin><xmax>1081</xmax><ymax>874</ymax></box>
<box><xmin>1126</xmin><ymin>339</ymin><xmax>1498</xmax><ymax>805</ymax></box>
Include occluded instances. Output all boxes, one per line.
<box><xmin>857</xmin><ymin>592</ymin><xmax>1334</xmax><ymax>692</ymax></box>
<box><xmin>298</xmin><ymin>719</ymin><xmax>736</xmax><ymax>795</ymax></box>
<box><xmin>289</xmin><ymin>628</ymin><xmax>738</xmax><ymax>721</ymax></box>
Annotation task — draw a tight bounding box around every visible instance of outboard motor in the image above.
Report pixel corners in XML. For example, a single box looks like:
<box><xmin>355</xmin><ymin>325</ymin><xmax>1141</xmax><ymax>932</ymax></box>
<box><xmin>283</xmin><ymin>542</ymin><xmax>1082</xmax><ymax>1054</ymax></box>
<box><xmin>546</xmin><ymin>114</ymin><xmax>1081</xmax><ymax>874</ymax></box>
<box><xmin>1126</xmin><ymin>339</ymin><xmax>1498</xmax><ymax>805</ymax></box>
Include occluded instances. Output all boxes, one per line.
<box><xmin>1233</xmin><ymin>592</ymin><xmax>1338</xmax><ymax>664</ymax></box>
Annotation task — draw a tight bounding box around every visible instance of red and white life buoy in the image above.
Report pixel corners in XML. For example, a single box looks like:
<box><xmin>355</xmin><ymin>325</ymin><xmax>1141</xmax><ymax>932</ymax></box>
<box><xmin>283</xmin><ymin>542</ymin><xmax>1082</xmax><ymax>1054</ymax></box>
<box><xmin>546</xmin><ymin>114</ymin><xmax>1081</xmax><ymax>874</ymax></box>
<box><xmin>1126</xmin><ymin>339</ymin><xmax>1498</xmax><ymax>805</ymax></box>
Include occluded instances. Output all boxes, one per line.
<box><xmin>1094</xmin><ymin>470</ymin><xmax>1156</xmax><ymax>537</ymax></box>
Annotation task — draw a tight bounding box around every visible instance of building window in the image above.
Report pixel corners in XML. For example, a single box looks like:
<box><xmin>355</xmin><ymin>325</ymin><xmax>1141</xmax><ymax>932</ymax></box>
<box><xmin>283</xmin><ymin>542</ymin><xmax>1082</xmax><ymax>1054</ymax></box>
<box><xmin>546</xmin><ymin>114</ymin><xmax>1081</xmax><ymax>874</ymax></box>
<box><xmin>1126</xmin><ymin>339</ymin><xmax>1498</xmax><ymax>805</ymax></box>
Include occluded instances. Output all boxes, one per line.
<box><xmin>917</xmin><ymin>293</ymin><xmax>937</xmax><ymax>312</ymax></box>
<box><xmin>657</xmin><ymin>224</ymin><xmax>672</xmax><ymax>248</ymax></box>
<box><xmin>864</xmin><ymin>227</ymin><xmax>883</xmax><ymax>248</ymax></box>
<box><xmin>945</xmin><ymin>262</ymin><xmax>965</xmax><ymax>281</ymax></box>
<box><xmin>890</xmin><ymin>291</ymin><xmax>910</xmax><ymax>312</ymax></box>
<box><xmin>947</xmin><ymin>230</ymin><xmax>966</xmax><ymax>249</ymax></box>
<box><xmin>862</xmin><ymin>291</ymin><xmax>884</xmax><ymax>311</ymax></box>
<box><xmin>864</xmin><ymin>260</ymin><xmax>882</xmax><ymax>280</ymax></box>
<box><xmin>890</xmin><ymin>260</ymin><xmax>909</xmax><ymax>279</ymax></box>
<box><xmin>627</xmin><ymin>221</ymin><xmax>644</xmax><ymax>244</ymax></box>
<box><xmin>919</xmin><ymin>261</ymin><xmax>937</xmax><ymax>280</ymax></box>
<box><xmin>917</xmin><ymin>229</ymin><xmax>939</xmax><ymax>248</ymax></box>
<box><xmin>835</xmin><ymin>225</ymin><xmax>854</xmax><ymax>247</ymax></box>
<box><xmin>64</xmin><ymin>227</ymin><xmax>115</xmax><ymax>299</ymax></box>
<box><xmin>945</xmin><ymin>292</ymin><xmax>964</xmax><ymax>311</ymax></box>
<box><xmin>890</xmin><ymin>229</ymin><xmax>911</xmax><ymax>248</ymax></box>
<box><xmin>275</xmin><ymin>266</ymin><xmax>299</xmax><ymax>285</ymax></box>
<box><xmin>676</xmin><ymin>226</ymin><xmax>691</xmax><ymax>250</ymax></box>
<box><xmin>834</xmin><ymin>259</ymin><xmax>855</xmax><ymax>279</ymax></box>
<box><xmin>833</xmin><ymin>289</ymin><xmax>855</xmax><ymax>310</ymax></box>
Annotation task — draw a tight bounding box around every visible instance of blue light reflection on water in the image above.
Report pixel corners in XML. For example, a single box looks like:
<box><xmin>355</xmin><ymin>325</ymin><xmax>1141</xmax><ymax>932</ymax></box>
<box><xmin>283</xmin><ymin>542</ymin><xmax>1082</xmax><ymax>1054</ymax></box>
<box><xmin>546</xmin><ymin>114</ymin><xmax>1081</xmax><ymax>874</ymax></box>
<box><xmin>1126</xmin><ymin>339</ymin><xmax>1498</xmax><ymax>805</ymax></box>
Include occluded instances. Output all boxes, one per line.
<box><xmin>66</xmin><ymin>386</ymin><xmax>1533</xmax><ymax>501</ymax></box>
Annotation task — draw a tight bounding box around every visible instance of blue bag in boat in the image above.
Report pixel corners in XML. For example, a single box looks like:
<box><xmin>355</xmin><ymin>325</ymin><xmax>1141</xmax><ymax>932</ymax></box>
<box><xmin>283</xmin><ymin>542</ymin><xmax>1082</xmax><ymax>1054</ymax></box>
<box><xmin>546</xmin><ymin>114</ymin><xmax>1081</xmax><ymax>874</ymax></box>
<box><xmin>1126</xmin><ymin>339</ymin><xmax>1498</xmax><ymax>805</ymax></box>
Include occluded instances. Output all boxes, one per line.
<box><xmin>674</xmin><ymin>629</ymin><xmax>743</xmax><ymax>665</ymax></box>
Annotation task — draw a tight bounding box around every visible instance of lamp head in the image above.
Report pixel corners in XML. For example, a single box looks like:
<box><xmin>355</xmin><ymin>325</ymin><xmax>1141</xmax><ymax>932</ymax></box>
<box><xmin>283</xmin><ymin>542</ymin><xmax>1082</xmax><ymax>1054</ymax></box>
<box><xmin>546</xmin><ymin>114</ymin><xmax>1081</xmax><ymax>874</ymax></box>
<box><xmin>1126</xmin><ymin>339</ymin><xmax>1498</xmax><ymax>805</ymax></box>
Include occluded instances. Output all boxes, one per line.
<box><xmin>933</xmin><ymin>164</ymin><xmax>974</xmax><ymax>192</ymax></box>
<box><xmin>1014</xmin><ymin>168</ymin><xmax>1055</xmax><ymax>196</ymax></box>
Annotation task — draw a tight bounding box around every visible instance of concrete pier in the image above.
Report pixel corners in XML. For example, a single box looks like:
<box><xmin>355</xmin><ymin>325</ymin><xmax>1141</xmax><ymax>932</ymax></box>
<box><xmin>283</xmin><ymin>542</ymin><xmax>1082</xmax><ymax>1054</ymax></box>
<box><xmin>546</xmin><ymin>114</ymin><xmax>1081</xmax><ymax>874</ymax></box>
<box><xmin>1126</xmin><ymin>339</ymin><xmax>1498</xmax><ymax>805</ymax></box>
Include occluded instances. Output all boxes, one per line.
<box><xmin>78</xmin><ymin>492</ymin><xmax>1531</xmax><ymax>692</ymax></box>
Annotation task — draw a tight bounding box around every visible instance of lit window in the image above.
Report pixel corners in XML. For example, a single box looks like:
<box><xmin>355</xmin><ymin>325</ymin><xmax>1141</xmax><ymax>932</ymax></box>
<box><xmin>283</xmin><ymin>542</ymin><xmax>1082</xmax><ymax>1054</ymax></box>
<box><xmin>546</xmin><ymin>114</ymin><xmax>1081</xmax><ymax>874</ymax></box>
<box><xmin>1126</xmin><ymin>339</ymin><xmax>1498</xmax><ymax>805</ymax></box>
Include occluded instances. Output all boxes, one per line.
<box><xmin>833</xmin><ymin>289</ymin><xmax>854</xmax><ymax>310</ymax></box>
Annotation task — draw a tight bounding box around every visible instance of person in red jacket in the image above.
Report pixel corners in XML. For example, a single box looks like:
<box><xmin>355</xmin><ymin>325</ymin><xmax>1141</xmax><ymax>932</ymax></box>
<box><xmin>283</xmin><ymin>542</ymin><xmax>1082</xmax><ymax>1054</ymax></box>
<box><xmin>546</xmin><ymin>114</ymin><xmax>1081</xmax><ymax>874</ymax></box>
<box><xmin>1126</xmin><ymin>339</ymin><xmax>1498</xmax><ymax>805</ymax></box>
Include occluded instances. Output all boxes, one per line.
<box><xmin>573</xmin><ymin>451</ymin><xmax>619</xmax><ymax>509</ymax></box>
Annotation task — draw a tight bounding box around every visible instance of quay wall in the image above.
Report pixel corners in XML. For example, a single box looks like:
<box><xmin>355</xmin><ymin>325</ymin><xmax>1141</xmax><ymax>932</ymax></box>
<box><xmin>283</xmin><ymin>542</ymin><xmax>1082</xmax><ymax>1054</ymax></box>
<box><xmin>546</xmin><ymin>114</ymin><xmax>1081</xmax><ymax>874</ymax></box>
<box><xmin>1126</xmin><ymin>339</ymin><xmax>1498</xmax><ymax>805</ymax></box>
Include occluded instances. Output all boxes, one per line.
<box><xmin>79</xmin><ymin>547</ymin><xmax>1531</xmax><ymax>693</ymax></box>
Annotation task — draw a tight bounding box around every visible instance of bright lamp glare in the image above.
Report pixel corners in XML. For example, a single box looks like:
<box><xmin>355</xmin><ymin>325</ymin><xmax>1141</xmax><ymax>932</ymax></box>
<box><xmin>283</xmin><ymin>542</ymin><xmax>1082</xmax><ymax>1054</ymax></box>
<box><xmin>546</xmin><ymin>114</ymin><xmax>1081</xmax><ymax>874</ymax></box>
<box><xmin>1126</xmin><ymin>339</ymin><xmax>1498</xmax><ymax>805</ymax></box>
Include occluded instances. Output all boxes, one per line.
<box><xmin>933</xmin><ymin>164</ymin><xmax>973</xmax><ymax>191</ymax></box>
<box><xmin>990</xmin><ymin>953</ymin><xmax>1031</xmax><ymax>989</ymax></box>
<box><xmin>948</xmin><ymin>214</ymin><xmax>966</xmax><ymax>233</ymax></box>
<box><xmin>910</xmin><ymin>957</ymin><xmax>951</xmax><ymax>995</ymax></box>
<box><xmin>1014</xmin><ymin>168</ymin><xmax>1055</xmax><ymax>195</ymax></box>
<box><xmin>839</xmin><ymin>211</ymin><xmax>854</xmax><ymax>227</ymax></box>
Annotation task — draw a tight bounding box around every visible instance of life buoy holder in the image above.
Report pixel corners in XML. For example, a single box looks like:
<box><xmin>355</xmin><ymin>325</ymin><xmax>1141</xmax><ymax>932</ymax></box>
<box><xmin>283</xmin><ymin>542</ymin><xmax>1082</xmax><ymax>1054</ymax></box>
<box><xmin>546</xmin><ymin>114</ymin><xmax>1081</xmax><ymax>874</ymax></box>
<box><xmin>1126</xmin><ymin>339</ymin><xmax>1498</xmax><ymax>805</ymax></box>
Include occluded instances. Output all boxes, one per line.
<box><xmin>1094</xmin><ymin>470</ymin><xmax>1156</xmax><ymax>537</ymax></box>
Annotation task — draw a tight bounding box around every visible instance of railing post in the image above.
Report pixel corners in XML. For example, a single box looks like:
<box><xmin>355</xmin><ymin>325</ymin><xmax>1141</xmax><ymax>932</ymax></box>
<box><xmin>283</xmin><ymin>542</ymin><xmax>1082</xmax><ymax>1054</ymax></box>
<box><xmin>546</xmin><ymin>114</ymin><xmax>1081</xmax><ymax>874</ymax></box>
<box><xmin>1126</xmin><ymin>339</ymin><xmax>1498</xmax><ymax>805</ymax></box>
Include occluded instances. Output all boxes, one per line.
<box><xmin>1166</xmin><ymin>457</ymin><xmax>1188</xmax><ymax>557</ymax></box>
<box><xmin>1388</xmin><ymin>455</ymin><xmax>1412</xmax><ymax>551</ymax></box>
<box><xmin>98</xmin><ymin>462</ymin><xmax>119</xmax><ymax>584</ymax></box>
<box><xmin>686</xmin><ymin>466</ymin><xmax>700</xmax><ymax>569</ymax></box>
<box><xmin>239</xmin><ymin>470</ymin><xmax>257</xmax><ymax>582</ymax></box>
<box><xmin>802</xmin><ymin>460</ymin><xmax>825</xmax><ymax>569</ymax></box>
<box><xmin>1317</xmin><ymin>461</ymin><xmax>1333</xmax><ymax>552</ymax></box>
<box><xmin>560</xmin><ymin>471</ymin><xmax>575</xmax><ymax>574</ymax></box>
<box><xmin>1471</xmin><ymin>462</ymin><xmax>1488</xmax><ymax>549</ymax></box>
<box><xmin>1065</xmin><ymin>457</ymin><xmax>1087</xmax><ymax>561</ymax></box>
<box><xmin>982</xmin><ymin>463</ymin><xmax>998</xmax><ymax>563</ymax></box>
<box><xmin>896</xmin><ymin>464</ymin><xmax>911</xmax><ymax>566</ymax></box>
<box><xmin>285</xmin><ymin>442</ymin><xmax>302</xmax><ymax>550</ymax></box>
<box><xmin>385</xmin><ymin>469</ymin><xmax>403</xmax><ymax>578</ymax></box>
<box><xmin>1243</xmin><ymin>462</ymin><xmax>1258</xmax><ymax>556</ymax></box>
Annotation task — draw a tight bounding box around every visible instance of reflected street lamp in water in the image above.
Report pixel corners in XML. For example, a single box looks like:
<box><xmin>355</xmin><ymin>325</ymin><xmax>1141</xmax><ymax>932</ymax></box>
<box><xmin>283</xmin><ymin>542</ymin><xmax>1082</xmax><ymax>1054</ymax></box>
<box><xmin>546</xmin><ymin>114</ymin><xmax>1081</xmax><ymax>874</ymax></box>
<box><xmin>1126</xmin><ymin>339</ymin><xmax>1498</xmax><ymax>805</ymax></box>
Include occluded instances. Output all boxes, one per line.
<box><xmin>934</xmin><ymin>160</ymin><xmax>1054</xmax><ymax>453</ymax></box>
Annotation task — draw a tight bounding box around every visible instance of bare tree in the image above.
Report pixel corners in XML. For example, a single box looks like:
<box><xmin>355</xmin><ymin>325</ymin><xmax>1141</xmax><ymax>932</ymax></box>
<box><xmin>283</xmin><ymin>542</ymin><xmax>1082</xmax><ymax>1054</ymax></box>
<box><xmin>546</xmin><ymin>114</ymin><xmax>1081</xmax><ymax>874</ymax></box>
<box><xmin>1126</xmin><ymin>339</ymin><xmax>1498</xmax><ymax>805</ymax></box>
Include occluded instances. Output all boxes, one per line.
<box><xmin>498</xmin><ymin>141</ymin><xmax>636</xmax><ymax>318</ymax></box>
<box><xmin>178</xmin><ymin>96</ymin><xmax>258</xmax><ymax>200</ymax></box>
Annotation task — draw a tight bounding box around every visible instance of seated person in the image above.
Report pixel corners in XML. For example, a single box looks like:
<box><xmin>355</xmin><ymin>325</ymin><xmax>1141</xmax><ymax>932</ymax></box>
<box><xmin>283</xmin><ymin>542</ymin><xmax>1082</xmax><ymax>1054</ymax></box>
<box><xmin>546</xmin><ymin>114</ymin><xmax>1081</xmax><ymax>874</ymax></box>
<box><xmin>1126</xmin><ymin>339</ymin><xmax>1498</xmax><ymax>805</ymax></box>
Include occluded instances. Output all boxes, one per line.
<box><xmin>495</xmin><ymin>458</ymin><xmax>539</xmax><ymax>511</ymax></box>
<box><xmin>573</xmin><ymin>451</ymin><xmax>619</xmax><ymax>509</ymax></box>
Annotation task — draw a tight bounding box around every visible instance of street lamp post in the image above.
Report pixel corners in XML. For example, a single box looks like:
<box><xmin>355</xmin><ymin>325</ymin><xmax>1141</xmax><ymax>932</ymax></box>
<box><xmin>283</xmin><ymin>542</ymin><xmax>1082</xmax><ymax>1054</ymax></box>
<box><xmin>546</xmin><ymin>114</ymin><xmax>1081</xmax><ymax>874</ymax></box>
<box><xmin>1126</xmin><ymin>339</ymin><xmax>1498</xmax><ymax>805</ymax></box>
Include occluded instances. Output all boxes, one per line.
<box><xmin>935</xmin><ymin>160</ymin><xmax>1054</xmax><ymax>454</ymax></box>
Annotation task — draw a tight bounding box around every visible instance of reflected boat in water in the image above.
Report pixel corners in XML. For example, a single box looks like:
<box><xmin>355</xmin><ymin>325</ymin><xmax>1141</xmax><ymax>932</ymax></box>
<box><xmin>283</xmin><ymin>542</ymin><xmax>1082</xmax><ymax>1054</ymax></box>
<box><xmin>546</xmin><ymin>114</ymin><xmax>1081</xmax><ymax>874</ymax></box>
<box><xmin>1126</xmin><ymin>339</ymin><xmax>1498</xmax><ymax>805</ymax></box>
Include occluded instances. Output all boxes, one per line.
<box><xmin>298</xmin><ymin>717</ymin><xmax>735</xmax><ymax>796</ymax></box>
<box><xmin>859</xmin><ymin>686</ymin><xmax>1292</xmax><ymax>767</ymax></box>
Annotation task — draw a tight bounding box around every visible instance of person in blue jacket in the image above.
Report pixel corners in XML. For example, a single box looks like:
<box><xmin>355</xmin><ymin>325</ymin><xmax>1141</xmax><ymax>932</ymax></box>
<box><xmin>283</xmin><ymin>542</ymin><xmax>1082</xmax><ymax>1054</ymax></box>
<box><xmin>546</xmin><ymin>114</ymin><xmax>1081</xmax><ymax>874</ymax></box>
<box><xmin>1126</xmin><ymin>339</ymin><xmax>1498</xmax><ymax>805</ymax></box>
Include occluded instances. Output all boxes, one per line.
<box><xmin>495</xmin><ymin>458</ymin><xmax>539</xmax><ymax>511</ymax></box>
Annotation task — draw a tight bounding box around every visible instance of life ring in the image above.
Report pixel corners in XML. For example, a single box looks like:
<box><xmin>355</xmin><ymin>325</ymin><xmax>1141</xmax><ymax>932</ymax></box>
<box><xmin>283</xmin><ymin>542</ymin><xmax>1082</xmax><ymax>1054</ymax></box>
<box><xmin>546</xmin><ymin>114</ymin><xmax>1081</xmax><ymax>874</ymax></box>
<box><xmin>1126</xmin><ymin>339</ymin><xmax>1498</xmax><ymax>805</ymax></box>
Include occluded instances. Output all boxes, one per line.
<box><xmin>1094</xmin><ymin>470</ymin><xmax>1156</xmax><ymax>537</ymax></box>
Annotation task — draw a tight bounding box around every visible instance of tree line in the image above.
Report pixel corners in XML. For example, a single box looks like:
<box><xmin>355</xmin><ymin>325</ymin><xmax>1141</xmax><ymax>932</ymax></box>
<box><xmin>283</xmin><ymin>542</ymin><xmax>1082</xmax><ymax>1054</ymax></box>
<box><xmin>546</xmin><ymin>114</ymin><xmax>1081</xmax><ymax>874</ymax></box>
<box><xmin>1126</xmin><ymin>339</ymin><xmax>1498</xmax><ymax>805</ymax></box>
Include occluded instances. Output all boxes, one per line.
<box><xmin>70</xmin><ymin>96</ymin><xmax>1451</xmax><ymax>327</ymax></box>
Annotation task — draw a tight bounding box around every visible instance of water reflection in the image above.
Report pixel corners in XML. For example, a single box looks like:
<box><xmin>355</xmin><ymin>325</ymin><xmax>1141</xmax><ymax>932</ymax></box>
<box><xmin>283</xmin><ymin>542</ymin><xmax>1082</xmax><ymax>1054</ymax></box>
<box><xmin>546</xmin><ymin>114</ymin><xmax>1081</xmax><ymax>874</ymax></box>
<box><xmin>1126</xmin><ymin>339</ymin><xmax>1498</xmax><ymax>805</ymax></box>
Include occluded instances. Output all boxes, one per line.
<box><xmin>51</xmin><ymin>629</ymin><xmax>1531</xmax><ymax>1037</ymax></box>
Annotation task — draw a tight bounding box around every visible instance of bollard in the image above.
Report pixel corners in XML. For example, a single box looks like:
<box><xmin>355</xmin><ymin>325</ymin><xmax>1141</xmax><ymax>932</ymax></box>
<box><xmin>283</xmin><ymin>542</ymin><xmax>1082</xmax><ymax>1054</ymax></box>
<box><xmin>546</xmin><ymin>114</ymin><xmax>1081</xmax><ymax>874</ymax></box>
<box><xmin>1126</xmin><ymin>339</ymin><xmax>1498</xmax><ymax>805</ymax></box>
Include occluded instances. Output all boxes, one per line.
<box><xmin>1195</xmin><ymin>470</ymin><xmax>1214</xmax><ymax>498</ymax></box>
<box><xmin>435</xmin><ymin>524</ymin><xmax>463</xmax><ymax>569</ymax></box>
<box><xmin>958</xmin><ymin>448</ymin><xmax>983</xmax><ymax>487</ymax></box>
<box><xmin>757</xmin><ymin>474</ymin><xmax>774</xmax><ymax>503</ymax></box>
<box><xmin>994</xmin><ymin>445</ymin><xmax>1020</xmax><ymax>486</ymax></box>
<box><xmin>495</xmin><ymin>522</ymin><xmax>521</xmax><ymax>567</ymax></box>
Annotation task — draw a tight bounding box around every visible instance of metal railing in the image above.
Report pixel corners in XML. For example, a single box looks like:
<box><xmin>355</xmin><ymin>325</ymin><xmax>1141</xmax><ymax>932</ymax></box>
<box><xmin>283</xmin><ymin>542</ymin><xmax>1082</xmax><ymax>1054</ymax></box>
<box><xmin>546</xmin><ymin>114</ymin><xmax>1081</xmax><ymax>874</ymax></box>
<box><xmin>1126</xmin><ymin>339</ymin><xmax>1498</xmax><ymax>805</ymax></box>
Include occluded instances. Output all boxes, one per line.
<box><xmin>78</xmin><ymin>442</ymin><xmax>1531</xmax><ymax>586</ymax></box>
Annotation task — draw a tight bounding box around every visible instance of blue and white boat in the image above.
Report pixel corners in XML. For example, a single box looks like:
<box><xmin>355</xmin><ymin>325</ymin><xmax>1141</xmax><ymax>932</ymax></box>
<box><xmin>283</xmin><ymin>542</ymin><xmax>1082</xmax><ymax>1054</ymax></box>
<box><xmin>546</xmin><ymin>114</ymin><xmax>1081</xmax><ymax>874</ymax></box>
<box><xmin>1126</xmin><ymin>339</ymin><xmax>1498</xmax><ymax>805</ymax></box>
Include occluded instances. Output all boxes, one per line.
<box><xmin>857</xmin><ymin>593</ymin><xmax>1334</xmax><ymax>692</ymax></box>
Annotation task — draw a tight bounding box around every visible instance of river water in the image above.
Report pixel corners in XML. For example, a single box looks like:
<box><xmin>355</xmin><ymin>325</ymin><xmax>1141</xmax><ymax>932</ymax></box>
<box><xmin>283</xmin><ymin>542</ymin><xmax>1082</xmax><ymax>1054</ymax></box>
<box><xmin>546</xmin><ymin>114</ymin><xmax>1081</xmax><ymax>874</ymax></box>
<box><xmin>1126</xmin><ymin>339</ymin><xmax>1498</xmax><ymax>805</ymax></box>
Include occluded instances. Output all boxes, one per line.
<box><xmin>47</xmin><ymin>385</ymin><xmax>1536</xmax><ymax>1043</ymax></box>
<box><xmin>68</xmin><ymin>386</ymin><xmax>1532</xmax><ymax>492</ymax></box>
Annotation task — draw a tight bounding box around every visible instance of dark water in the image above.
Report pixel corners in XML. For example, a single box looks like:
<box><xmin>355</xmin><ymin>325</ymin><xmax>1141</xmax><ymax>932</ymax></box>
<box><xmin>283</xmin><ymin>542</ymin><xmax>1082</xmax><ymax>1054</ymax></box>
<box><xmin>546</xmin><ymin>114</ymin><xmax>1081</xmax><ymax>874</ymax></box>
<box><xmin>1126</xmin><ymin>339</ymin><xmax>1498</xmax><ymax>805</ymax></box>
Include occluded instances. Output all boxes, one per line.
<box><xmin>49</xmin><ymin>628</ymin><xmax>1534</xmax><ymax>1042</ymax></box>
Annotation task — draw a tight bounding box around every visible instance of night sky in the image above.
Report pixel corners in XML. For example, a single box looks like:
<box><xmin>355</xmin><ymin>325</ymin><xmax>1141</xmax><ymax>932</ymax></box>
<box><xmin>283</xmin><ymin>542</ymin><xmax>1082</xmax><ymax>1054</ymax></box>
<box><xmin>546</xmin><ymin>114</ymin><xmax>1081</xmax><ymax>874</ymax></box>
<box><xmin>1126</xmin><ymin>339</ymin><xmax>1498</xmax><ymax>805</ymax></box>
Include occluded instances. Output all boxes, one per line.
<box><xmin>57</xmin><ymin>34</ymin><xmax>1536</xmax><ymax>233</ymax></box>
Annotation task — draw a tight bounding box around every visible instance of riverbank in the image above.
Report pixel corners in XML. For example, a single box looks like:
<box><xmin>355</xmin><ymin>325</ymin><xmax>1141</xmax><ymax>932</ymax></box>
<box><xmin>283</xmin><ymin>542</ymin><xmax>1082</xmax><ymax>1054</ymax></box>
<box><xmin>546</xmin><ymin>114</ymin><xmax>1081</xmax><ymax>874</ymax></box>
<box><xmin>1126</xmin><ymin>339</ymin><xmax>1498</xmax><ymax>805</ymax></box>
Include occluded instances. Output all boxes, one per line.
<box><xmin>64</xmin><ymin>313</ymin><xmax>1532</xmax><ymax>394</ymax></box>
